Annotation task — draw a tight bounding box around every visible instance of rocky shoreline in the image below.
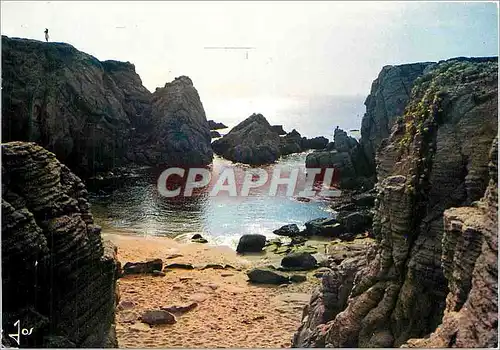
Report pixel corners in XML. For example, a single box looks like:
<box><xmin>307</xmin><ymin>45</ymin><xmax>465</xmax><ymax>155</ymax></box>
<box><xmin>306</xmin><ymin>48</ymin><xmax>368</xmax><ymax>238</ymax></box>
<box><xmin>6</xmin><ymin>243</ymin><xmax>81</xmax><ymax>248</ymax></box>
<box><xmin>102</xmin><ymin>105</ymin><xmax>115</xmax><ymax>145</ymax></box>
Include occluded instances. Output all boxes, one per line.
<box><xmin>1</xmin><ymin>34</ymin><xmax>497</xmax><ymax>349</ymax></box>
<box><xmin>106</xmin><ymin>232</ymin><xmax>360</xmax><ymax>348</ymax></box>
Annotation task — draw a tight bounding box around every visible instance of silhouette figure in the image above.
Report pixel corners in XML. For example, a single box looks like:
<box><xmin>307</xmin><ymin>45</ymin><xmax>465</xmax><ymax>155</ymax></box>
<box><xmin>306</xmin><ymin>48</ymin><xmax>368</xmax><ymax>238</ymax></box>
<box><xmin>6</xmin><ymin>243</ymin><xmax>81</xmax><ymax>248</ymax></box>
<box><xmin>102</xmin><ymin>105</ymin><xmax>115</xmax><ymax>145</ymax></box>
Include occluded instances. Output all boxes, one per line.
<box><xmin>44</xmin><ymin>28</ymin><xmax>49</xmax><ymax>42</ymax></box>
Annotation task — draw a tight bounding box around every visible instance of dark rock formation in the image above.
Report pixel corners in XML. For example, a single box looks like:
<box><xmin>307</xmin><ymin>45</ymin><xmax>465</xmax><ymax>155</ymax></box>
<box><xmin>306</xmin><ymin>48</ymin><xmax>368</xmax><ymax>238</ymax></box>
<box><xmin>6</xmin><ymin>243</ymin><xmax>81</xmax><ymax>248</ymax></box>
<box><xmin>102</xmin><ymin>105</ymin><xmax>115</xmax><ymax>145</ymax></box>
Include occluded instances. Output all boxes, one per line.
<box><xmin>165</xmin><ymin>263</ymin><xmax>195</xmax><ymax>270</ymax></box>
<box><xmin>2</xmin><ymin>36</ymin><xmax>212</xmax><ymax>177</ymax></box>
<box><xmin>212</xmin><ymin>113</ymin><xmax>281</xmax><ymax>165</ymax></box>
<box><xmin>273</xmin><ymin>224</ymin><xmax>300</xmax><ymax>237</ymax></box>
<box><xmin>293</xmin><ymin>57</ymin><xmax>498</xmax><ymax>348</ymax></box>
<box><xmin>140</xmin><ymin>310</ymin><xmax>176</xmax><ymax>325</ymax></box>
<box><xmin>247</xmin><ymin>268</ymin><xmax>290</xmax><ymax>285</ymax></box>
<box><xmin>302</xmin><ymin>136</ymin><xmax>329</xmax><ymax>150</ymax></box>
<box><xmin>191</xmin><ymin>233</ymin><xmax>208</xmax><ymax>244</ymax></box>
<box><xmin>281</xmin><ymin>252</ymin><xmax>318</xmax><ymax>271</ymax></box>
<box><xmin>210</xmin><ymin>130</ymin><xmax>222</xmax><ymax>138</ymax></box>
<box><xmin>306</xmin><ymin>127</ymin><xmax>374</xmax><ymax>189</ymax></box>
<box><xmin>134</xmin><ymin>76</ymin><xmax>213</xmax><ymax>166</ymax></box>
<box><xmin>208</xmin><ymin>120</ymin><xmax>227</xmax><ymax>130</ymax></box>
<box><xmin>303</xmin><ymin>217</ymin><xmax>343</xmax><ymax>237</ymax></box>
<box><xmin>122</xmin><ymin>259</ymin><xmax>163</xmax><ymax>275</ymax></box>
<box><xmin>279</xmin><ymin>129</ymin><xmax>304</xmax><ymax>156</ymax></box>
<box><xmin>2</xmin><ymin>142</ymin><xmax>119</xmax><ymax>347</ymax></box>
<box><xmin>161</xmin><ymin>302</ymin><xmax>198</xmax><ymax>314</ymax></box>
<box><xmin>236</xmin><ymin>234</ymin><xmax>267</xmax><ymax>253</ymax></box>
<box><xmin>212</xmin><ymin>114</ymin><xmax>329</xmax><ymax>164</ymax></box>
<box><xmin>270</xmin><ymin>124</ymin><xmax>287</xmax><ymax>135</ymax></box>
<box><xmin>280</xmin><ymin>129</ymin><xmax>328</xmax><ymax>157</ymax></box>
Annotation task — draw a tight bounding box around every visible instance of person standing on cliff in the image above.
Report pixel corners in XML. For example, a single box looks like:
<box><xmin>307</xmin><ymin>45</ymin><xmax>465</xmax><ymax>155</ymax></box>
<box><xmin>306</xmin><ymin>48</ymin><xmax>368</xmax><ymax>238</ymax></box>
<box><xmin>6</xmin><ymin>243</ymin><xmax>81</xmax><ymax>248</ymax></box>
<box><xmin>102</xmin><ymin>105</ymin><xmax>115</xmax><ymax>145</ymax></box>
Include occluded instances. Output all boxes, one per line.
<box><xmin>44</xmin><ymin>28</ymin><xmax>49</xmax><ymax>42</ymax></box>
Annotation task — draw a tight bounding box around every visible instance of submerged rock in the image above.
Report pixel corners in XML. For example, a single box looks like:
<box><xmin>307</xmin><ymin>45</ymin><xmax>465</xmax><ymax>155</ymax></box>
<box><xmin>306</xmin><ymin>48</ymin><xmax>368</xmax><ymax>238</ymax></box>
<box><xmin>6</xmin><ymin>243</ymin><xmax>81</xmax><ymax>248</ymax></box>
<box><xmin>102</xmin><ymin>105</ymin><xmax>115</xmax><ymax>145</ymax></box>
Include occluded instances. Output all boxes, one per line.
<box><xmin>236</xmin><ymin>234</ymin><xmax>267</xmax><ymax>253</ymax></box>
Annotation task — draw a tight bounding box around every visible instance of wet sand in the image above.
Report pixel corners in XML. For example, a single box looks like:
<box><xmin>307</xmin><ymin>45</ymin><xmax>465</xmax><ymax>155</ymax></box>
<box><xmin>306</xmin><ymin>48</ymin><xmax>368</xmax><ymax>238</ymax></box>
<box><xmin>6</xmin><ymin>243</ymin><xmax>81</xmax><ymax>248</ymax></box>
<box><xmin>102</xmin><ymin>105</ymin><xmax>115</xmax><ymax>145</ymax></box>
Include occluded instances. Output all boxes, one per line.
<box><xmin>104</xmin><ymin>232</ymin><xmax>319</xmax><ymax>348</ymax></box>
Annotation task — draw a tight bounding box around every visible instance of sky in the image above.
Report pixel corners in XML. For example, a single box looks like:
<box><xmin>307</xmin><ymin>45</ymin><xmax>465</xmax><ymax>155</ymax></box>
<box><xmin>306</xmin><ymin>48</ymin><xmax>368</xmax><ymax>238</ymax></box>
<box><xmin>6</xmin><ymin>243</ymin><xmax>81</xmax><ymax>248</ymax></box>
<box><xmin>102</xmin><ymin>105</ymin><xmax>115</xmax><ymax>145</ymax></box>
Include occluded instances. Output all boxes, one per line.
<box><xmin>1</xmin><ymin>1</ymin><xmax>499</xmax><ymax>99</ymax></box>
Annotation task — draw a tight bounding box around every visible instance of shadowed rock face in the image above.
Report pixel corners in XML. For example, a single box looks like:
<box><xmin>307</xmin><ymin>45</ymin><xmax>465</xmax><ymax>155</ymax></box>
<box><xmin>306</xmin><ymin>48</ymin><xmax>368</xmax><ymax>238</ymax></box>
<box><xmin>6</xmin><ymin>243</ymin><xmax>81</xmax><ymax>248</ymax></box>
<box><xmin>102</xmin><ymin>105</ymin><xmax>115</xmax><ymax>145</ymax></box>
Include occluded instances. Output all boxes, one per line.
<box><xmin>1</xmin><ymin>36</ymin><xmax>212</xmax><ymax>177</ymax></box>
<box><xmin>404</xmin><ymin>137</ymin><xmax>498</xmax><ymax>348</ymax></box>
<box><xmin>293</xmin><ymin>57</ymin><xmax>498</xmax><ymax>348</ymax></box>
<box><xmin>130</xmin><ymin>76</ymin><xmax>213</xmax><ymax>166</ymax></box>
<box><xmin>1</xmin><ymin>142</ymin><xmax>120</xmax><ymax>347</ymax></box>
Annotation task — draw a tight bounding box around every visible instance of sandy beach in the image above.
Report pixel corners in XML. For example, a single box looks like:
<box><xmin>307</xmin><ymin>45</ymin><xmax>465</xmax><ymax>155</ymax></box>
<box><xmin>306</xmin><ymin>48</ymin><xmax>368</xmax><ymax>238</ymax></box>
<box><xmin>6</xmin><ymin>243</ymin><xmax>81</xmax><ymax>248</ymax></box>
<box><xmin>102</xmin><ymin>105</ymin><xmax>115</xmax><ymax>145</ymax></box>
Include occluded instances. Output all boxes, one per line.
<box><xmin>105</xmin><ymin>231</ymin><xmax>320</xmax><ymax>348</ymax></box>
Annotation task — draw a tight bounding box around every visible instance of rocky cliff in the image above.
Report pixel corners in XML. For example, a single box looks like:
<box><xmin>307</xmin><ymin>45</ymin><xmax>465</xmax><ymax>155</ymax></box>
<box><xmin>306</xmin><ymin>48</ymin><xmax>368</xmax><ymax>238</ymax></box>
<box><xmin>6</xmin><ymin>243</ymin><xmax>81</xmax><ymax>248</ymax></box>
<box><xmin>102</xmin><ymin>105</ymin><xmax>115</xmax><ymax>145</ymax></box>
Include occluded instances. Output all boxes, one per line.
<box><xmin>293</xmin><ymin>57</ymin><xmax>498</xmax><ymax>347</ymax></box>
<box><xmin>1</xmin><ymin>36</ymin><xmax>212</xmax><ymax>177</ymax></box>
<box><xmin>2</xmin><ymin>142</ymin><xmax>120</xmax><ymax>347</ymax></box>
<box><xmin>131</xmin><ymin>76</ymin><xmax>212</xmax><ymax>166</ymax></box>
<box><xmin>359</xmin><ymin>62</ymin><xmax>434</xmax><ymax>172</ymax></box>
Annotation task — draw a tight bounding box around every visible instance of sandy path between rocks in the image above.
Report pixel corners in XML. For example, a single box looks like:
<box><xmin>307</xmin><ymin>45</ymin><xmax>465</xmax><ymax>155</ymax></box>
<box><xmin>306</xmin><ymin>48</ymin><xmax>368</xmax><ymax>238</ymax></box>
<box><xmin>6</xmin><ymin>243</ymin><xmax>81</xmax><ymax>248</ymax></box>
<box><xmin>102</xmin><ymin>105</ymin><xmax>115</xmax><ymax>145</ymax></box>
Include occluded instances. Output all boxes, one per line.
<box><xmin>104</xmin><ymin>232</ymin><xmax>319</xmax><ymax>348</ymax></box>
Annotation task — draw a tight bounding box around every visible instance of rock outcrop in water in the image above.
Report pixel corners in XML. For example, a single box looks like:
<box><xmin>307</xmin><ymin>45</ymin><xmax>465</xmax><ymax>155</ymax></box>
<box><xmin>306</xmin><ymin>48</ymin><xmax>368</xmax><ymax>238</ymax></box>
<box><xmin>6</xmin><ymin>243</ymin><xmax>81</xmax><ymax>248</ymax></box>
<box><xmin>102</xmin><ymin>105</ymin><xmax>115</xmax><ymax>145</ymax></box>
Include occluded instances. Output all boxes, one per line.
<box><xmin>293</xmin><ymin>57</ymin><xmax>498</xmax><ymax>348</ymax></box>
<box><xmin>2</xmin><ymin>142</ymin><xmax>120</xmax><ymax>347</ymax></box>
<box><xmin>208</xmin><ymin>120</ymin><xmax>228</xmax><ymax>130</ymax></box>
<box><xmin>212</xmin><ymin>113</ymin><xmax>281</xmax><ymax>165</ymax></box>
<box><xmin>306</xmin><ymin>127</ymin><xmax>374</xmax><ymax>189</ymax></box>
<box><xmin>212</xmin><ymin>114</ymin><xmax>329</xmax><ymax>165</ymax></box>
<box><xmin>1</xmin><ymin>36</ymin><xmax>212</xmax><ymax>177</ymax></box>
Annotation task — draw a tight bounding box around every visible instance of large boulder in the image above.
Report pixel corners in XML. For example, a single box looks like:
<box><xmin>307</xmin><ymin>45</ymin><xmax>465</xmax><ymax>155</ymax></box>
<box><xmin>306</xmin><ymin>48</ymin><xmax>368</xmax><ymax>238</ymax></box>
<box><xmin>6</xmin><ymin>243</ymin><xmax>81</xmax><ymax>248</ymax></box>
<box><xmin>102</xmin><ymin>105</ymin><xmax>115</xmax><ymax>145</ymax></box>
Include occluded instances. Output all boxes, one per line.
<box><xmin>304</xmin><ymin>217</ymin><xmax>344</xmax><ymax>237</ymax></box>
<box><xmin>273</xmin><ymin>224</ymin><xmax>300</xmax><ymax>237</ymax></box>
<box><xmin>212</xmin><ymin>113</ymin><xmax>281</xmax><ymax>165</ymax></box>
<box><xmin>236</xmin><ymin>234</ymin><xmax>267</xmax><ymax>253</ymax></box>
<box><xmin>247</xmin><ymin>268</ymin><xmax>290</xmax><ymax>285</ymax></box>
<box><xmin>140</xmin><ymin>310</ymin><xmax>176</xmax><ymax>325</ymax></box>
<box><xmin>280</xmin><ymin>129</ymin><xmax>329</xmax><ymax>156</ymax></box>
<box><xmin>337</xmin><ymin>211</ymin><xmax>373</xmax><ymax>234</ymax></box>
<box><xmin>281</xmin><ymin>252</ymin><xmax>318</xmax><ymax>271</ymax></box>
<box><xmin>1</xmin><ymin>142</ymin><xmax>119</xmax><ymax>347</ymax></box>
